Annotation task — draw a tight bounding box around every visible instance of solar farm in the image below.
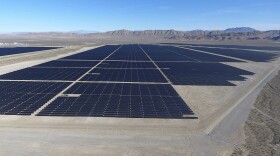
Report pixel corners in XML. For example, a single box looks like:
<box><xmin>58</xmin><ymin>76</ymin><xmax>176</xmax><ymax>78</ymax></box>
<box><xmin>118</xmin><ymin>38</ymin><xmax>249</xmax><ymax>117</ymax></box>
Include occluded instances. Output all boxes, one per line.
<box><xmin>0</xmin><ymin>44</ymin><xmax>279</xmax><ymax>118</ymax></box>
<box><xmin>0</xmin><ymin>43</ymin><xmax>280</xmax><ymax>155</ymax></box>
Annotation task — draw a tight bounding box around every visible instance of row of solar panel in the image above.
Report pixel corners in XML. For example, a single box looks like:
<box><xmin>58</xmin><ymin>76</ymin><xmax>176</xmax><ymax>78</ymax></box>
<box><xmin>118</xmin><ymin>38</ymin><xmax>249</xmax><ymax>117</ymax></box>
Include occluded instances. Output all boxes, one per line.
<box><xmin>64</xmin><ymin>83</ymin><xmax>178</xmax><ymax>96</ymax></box>
<box><xmin>0</xmin><ymin>68</ymin><xmax>167</xmax><ymax>83</ymax></box>
<box><xmin>82</xmin><ymin>68</ymin><xmax>167</xmax><ymax>82</ymax></box>
<box><xmin>0</xmin><ymin>82</ymin><xmax>70</xmax><ymax>115</ymax></box>
<box><xmin>38</xmin><ymin>94</ymin><xmax>193</xmax><ymax>118</ymax></box>
<box><xmin>175</xmin><ymin>43</ymin><xmax>280</xmax><ymax>52</ymax></box>
<box><xmin>0</xmin><ymin>68</ymin><xmax>89</xmax><ymax>81</ymax></box>
<box><xmin>140</xmin><ymin>45</ymin><xmax>241</xmax><ymax>62</ymax></box>
<box><xmin>156</xmin><ymin>62</ymin><xmax>254</xmax><ymax>85</ymax></box>
<box><xmin>0</xmin><ymin>45</ymin><xmax>195</xmax><ymax>118</ymax></box>
<box><xmin>0</xmin><ymin>62</ymin><xmax>253</xmax><ymax>86</ymax></box>
<box><xmin>106</xmin><ymin>44</ymin><xmax>150</xmax><ymax>61</ymax></box>
<box><xmin>0</xmin><ymin>47</ymin><xmax>60</xmax><ymax>56</ymax></box>
<box><xmin>0</xmin><ymin>82</ymin><xmax>70</xmax><ymax>94</ymax></box>
<box><xmin>59</xmin><ymin>44</ymin><xmax>251</xmax><ymax>63</ymax></box>
<box><xmin>36</xmin><ymin>60</ymin><xmax>99</xmax><ymax>68</ymax></box>
<box><xmin>0</xmin><ymin>81</ymin><xmax>194</xmax><ymax>118</ymax></box>
<box><xmin>0</xmin><ymin>93</ymin><xmax>56</xmax><ymax>115</ymax></box>
<box><xmin>161</xmin><ymin>43</ymin><xmax>280</xmax><ymax>61</ymax></box>
<box><xmin>185</xmin><ymin>46</ymin><xmax>279</xmax><ymax>62</ymax></box>
<box><xmin>62</xmin><ymin>45</ymin><xmax>120</xmax><ymax>60</ymax></box>
<box><xmin>36</xmin><ymin>60</ymin><xmax>156</xmax><ymax>69</ymax></box>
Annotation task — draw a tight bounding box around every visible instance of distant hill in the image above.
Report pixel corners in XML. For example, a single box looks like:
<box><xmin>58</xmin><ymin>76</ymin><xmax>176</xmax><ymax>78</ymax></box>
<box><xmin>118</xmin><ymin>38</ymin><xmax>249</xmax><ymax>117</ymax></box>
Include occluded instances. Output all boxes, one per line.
<box><xmin>224</xmin><ymin>27</ymin><xmax>258</xmax><ymax>33</ymax></box>
<box><xmin>68</xmin><ymin>30</ymin><xmax>99</xmax><ymax>34</ymax></box>
<box><xmin>101</xmin><ymin>29</ymin><xmax>280</xmax><ymax>41</ymax></box>
<box><xmin>2</xmin><ymin>28</ymin><xmax>280</xmax><ymax>41</ymax></box>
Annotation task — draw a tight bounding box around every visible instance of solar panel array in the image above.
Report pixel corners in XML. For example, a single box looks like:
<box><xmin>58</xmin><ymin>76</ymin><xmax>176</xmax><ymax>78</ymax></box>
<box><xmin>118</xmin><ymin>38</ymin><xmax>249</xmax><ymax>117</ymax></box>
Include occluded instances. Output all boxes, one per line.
<box><xmin>35</xmin><ymin>60</ymin><xmax>99</xmax><ymax>68</ymax></box>
<box><xmin>38</xmin><ymin>83</ymin><xmax>194</xmax><ymax>118</ymax></box>
<box><xmin>0</xmin><ymin>44</ymin><xmax>264</xmax><ymax>119</ymax></box>
<box><xmin>98</xmin><ymin>61</ymin><xmax>156</xmax><ymax>69</ymax></box>
<box><xmin>107</xmin><ymin>45</ymin><xmax>150</xmax><ymax>61</ymax></box>
<box><xmin>140</xmin><ymin>45</ymin><xmax>193</xmax><ymax>61</ymax></box>
<box><xmin>155</xmin><ymin>62</ymin><xmax>254</xmax><ymax>86</ymax></box>
<box><xmin>161</xmin><ymin>46</ymin><xmax>242</xmax><ymax>62</ymax></box>
<box><xmin>0</xmin><ymin>47</ymin><xmax>60</xmax><ymax>56</ymax></box>
<box><xmin>61</xmin><ymin>45</ymin><xmax>120</xmax><ymax>60</ymax></box>
<box><xmin>183</xmin><ymin>46</ymin><xmax>278</xmax><ymax>62</ymax></box>
<box><xmin>0</xmin><ymin>82</ymin><xmax>69</xmax><ymax>115</ymax></box>
<box><xmin>163</xmin><ymin>43</ymin><xmax>280</xmax><ymax>52</ymax></box>
<box><xmin>81</xmin><ymin>68</ymin><xmax>167</xmax><ymax>83</ymax></box>
<box><xmin>0</xmin><ymin>67</ymin><xmax>89</xmax><ymax>81</ymax></box>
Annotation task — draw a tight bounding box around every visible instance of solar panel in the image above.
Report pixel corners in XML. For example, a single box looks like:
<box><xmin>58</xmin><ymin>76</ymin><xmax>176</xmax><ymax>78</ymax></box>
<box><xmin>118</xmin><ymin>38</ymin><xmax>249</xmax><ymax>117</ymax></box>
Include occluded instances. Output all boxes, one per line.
<box><xmin>0</xmin><ymin>47</ymin><xmax>60</xmax><ymax>56</ymax></box>
<box><xmin>160</xmin><ymin>46</ymin><xmax>242</xmax><ymax>62</ymax></box>
<box><xmin>140</xmin><ymin>45</ymin><xmax>194</xmax><ymax>61</ymax></box>
<box><xmin>0</xmin><ymin>93</ymin><xmax>56</xmax><ymax>115</ymax></box>
<box><xmin>37</xmin><ymin>83</ymin><xmax>194</xmax><ymax>119</ymax></box>
<box><xmin>188</xmin><ymin>47</ymin><xmax>278</xmax><ymax>62</ymax></box>
<box><xmin>107</xmin><ymin>45</ymin><xmax>150</xmax><ymax>61</ymax></box>
<box><xmin>62</xmin><ymin>45</ymin><xmax>120</xmax><ymax>60</ymax></box>
<box><xmin>81</xmin><ymin>68</ymin><xmax>167</xmax><ymax>83</ymax></box>
<box><xmin>0</xmin><ymin>68</ymin><xmax>89</xmax><ymax>81</ymax></box>
<box><xmin>0</xmin><ymin>82</ymin><xmax>70</xmax><ymax>115</ymax></box>
<box><xmin>1</xmin><ymin>44</ymin><xmax>262</xmax><ymax>119</ymax></box>
<box><xmin>0</xmin><ymin>81</ymin><xmax>70</xmax><ymax>94</ymax></box>
<box><xmin>64</xmin><ymin>83</ymin><xmax>178</xmax><ymax>96</ymax></box>
<box><xmin>98</xmin><ymin>61</ymin><xmax>156</xmax><ymax>69</ymax></box>
<box><xmin>155</xmin><ymin>62</ymin><xmax>254</xmax><ymax>86</ymax></box>
<box><xmin>35</xmin><ymin>60</ymin><xmax>99</xmax><ymax>68</ymax></box>
<box><xmin>172</xmin><ymin>44</ymin><xmax>280</xmax><ymax>51</ymax></box>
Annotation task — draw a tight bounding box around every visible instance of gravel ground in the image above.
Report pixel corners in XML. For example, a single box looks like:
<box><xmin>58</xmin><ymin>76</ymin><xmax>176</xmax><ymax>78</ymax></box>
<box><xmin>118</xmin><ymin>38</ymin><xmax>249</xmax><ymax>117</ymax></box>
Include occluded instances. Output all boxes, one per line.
<box><xmin>233</xmin><ymin>71</ymin><xmax>280</xmax><ymax>156</ymax></box>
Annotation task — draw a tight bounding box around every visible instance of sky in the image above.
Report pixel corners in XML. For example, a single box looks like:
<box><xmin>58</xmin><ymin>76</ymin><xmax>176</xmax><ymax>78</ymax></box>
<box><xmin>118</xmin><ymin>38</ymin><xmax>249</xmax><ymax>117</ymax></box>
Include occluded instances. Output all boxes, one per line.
<box><xmin>0</xmin><ymin>0</ymin><xmax>279</xmax><ymax>33</ymax></box>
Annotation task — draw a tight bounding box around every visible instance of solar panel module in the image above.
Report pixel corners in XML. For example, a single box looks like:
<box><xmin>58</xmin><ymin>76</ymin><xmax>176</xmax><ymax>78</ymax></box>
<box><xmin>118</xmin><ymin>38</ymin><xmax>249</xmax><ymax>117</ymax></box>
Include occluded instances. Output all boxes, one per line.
<box><xmin>62</xmin><ymin>45</ymin><xmax>120</xmax><ymax>60</ymax></box>
<box><xmin>0</xmin><ymin>47</ymin><xmax>60</xmax><ymax>56</ymax></box>
<box><xmin>0</xmin><ymin>82</ymin><xmax>70</xmax><ymax>115</ymax></box>
<box><xmin>37</xmin><ymin>83</ymin><xmax>195</xmax><ymax>119</ymax></box>
<box><xmin>0</xmin><ymin>68</ymin><xmax>89</xmax><ymax>81</ymax></box>
<box><xmin>81</xmin><ymin>68</ymin><xmax>168</xmax><ymax>83</ymax></box>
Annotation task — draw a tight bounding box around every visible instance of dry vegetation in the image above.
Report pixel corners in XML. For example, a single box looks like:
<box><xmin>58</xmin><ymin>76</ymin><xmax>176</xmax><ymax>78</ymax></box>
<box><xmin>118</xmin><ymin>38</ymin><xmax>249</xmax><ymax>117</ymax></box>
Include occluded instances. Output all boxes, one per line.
<box><xmin>233</xmin><ymin>71</ymin><xmax>280</xmax><ymax>156</ymax></box>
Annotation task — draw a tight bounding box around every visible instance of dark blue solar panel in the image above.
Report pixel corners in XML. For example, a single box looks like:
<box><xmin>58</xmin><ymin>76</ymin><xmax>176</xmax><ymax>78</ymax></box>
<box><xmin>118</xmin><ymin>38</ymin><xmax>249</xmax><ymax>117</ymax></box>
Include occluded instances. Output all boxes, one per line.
<box><xmin>188</xmin><ymin>46</ymin><xmax>278</xmax><ymax>62</ymax></box>
<box><xmin>64</xmin><ymin>83</ymin><xmax>178</xmax><ymax>96</ymax></box>
<box><xmin>0</xmin><ymin>82</ymin><xmax>70</xmax><ymax>115</ymax></box>
<box><xmin>0</xmin><ymin>68</ymin><xmax>88</xmax><ymax>81</ymax></box>
<box><xmin>140</xmin><ymin>45</ymin><xmax>194</xmax><ymax>61</ymax></box>
<box><xmin>167</xmin><ymin>43</ymin><xmax>280</xmax><ymax>51</ymax></box>
<box><xmin>37</xmin><ymin>83</ymin><xmax>195</xmax><ymax>119</ymax></box>
<box><xmin>0</xmin><ymin>81</ymin><xmax>70</xmax><ymax>94</ymax></box>
<box><xmin>81</xmin><ymin>68</ymin><xmax>167</xmax><ymax>83</ymax></box>
<box><xmin>107</xmin><ymin>45</ymin><xmax>150</xmax><ymax>61</ymax></box>
<box><xmin>0</xmin><ymin>47</ymin><xmax>60</xmax><ymax>56</ymax></box>
<box><xmin>62</xmin><ymin>45</ymin><xmax>120</xmax><ymax>60</ymax></box>
<box><xmin>155</xmin><ymin>62</ymin><xmax>254</xmax><ymax>86</ymax></box>
<box><xmin>35</xmin><ymin>60</ymin><xmax>99</xmax><ymax>67</ymax></box>
<box><xmin>0</xmin><ymin>93</ymin><xmax>56</xmax><ymax>115</ymax></box>
<box><xmin>98</xmin><ymin>61</ymin><xmax>156</xmax><ymax>69</ymax></box>
<box><xmin>159</xmin><ymin>46</ymin><xmax>241</xmax><ymax>62</ymax></box>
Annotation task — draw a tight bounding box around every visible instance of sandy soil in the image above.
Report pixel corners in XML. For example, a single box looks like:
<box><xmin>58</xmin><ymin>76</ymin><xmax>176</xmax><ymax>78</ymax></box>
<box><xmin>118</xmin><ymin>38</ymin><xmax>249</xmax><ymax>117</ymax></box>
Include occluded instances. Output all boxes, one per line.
<box><xmin>232</xmin><ymin>71</ymin><xmax>280</xmax><ymax>156</ymax></box>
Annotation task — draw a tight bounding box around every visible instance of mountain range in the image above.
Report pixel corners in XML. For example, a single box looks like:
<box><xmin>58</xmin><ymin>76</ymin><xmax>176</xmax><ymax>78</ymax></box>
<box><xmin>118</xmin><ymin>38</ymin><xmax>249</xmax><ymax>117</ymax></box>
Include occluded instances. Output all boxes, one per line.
<box><xmin>2</xmin><ymin>27</ymin><xmax>280</xmax><ymax>41</ymax></box>
<box><xmin>100</xmin><ymin>27</ymin><xmax>280</xmax><ymax>41</ymax></box>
